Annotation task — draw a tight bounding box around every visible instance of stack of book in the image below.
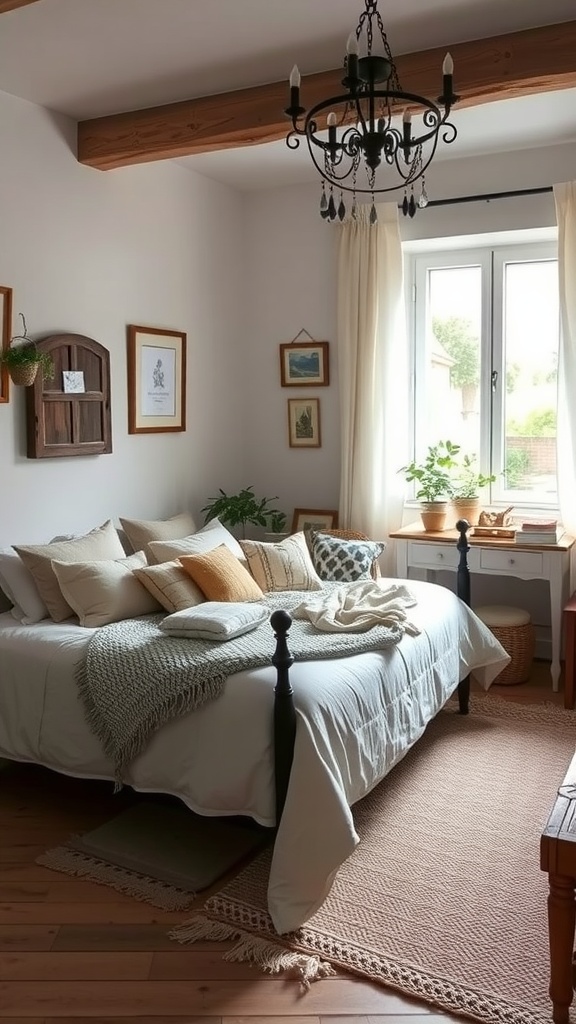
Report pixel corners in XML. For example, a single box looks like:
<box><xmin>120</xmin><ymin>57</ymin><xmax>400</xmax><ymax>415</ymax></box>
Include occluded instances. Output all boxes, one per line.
<box><xmin>515</xmin><ymin>519</ymin><xmax>564</xmax><ymax>544</ymax></box>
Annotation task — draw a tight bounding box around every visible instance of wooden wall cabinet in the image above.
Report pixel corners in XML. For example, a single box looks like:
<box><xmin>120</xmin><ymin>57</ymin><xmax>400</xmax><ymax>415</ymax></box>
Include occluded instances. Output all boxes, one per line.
<box><xmin>26</xmin><ymin>333</ymin><xmax>112</xmax><ymax>458</ymax></box>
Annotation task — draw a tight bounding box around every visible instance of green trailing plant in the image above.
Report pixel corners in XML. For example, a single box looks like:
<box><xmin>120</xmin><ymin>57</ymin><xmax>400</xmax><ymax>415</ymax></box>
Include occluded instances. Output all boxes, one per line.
<box><xmin>0</xmin><ymin>342</ymin><xmax>54</xmax><ymax>379</ymax></box>
<box><xmin>201</xmin><ymin>486</ymin><xmax>287</xmax><ymax>538</ymax></box>
<box><xmin>452</xmin><ymin>453</ymin><xmax>496</xmax><ymax>498</ymax></box>
<box><xmin>400</xmin><ymin>441</ymin><xmax>460</xmax><ymax>502</ymax></box>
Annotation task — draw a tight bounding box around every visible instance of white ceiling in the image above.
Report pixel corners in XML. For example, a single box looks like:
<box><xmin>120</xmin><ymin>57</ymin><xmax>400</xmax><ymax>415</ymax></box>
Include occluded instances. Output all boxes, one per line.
<box><xmin>0</xmin><ymin>0</ymin><xmax>575</xmax><ymax>190</ymax></box>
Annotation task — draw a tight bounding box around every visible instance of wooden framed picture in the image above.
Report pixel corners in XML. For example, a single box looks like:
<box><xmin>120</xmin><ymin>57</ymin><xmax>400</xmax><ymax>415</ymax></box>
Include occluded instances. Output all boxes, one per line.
<box><xmin>287</xmin><ymin>397</ymin><xmax>321</xmax><ymax>448</ymax></box>
<box><xmin>292</xmin><ymin>508</ymin><xmax>339</xmax><ymax>533</ymax></box>
<box><xmin>127</xmin><ymin>325</ymin><xmax>186</xmax><ymax>434</ymax></box>
<box><xmin>280</xmin><ymin>341</ymin><xmax>329</xmax><ymax>387</ymax></box>
<box><xmin>0</xmin><ymin>285</ymin><xmax>13</xmax><ymax>404</ymax></box>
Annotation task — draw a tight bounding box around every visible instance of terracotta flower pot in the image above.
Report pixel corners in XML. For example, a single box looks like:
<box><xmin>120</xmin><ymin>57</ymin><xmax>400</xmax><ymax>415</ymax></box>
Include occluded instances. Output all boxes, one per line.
<box><xmin>451</xmin><ymin>497</ymin><xmax>481</xmax><ymax>528</ymax></box>
<box><xmin>420</xmin><ymin>501</ymin><xmax>448</xmax><ymax>532</ymax></box>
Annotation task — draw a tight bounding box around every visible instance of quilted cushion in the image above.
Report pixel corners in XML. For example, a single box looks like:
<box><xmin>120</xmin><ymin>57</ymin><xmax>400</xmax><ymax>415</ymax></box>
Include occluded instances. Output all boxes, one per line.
<box><xmin>309</xmin><ymin>531</ymin><xmax>385</xmax><ymax>582</ymax></box>
<box><xmin>159</xmin><ymin>601</ymin><xmax>268</xmax><ymax>641</ymax></box>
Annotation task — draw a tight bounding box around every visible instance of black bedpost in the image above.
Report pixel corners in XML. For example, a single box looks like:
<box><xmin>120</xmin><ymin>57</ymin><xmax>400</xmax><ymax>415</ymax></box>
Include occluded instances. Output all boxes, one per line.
<box><xmin>270</xmin><ymin>610</ymin><xmax>296</xmax><ymax>828</ymax></box>
<box><xmin>456</xmin><ymin>519</ymin><xmax>471</xmax><ymax>716</ymax></box>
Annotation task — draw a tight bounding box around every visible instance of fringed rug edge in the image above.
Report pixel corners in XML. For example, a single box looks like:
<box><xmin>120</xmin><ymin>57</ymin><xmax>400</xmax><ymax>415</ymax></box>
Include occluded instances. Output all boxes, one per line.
<box><xmin>37</xmin><ymin>843</ymin><xmax>196</xmax><ymax>911</ymax></box>
<box><xmin>171</xmin><ymin>903</ymin><xmax>550</xmax><ymax>1024</ymax></box>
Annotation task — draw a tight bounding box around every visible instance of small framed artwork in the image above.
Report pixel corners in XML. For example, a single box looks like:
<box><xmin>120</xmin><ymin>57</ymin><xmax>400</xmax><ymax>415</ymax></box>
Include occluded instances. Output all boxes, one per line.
<box><xmin>62</xmin><ymin>370</ymin><xmax>85</xmax><ymax>394</ymax></box>
<box><xmin>288</xmin><ymin>397</ymin><xmax>321</xmax><ymax>448</ymax></box>
<box><xmin>127</xmin><ymin>325</ymin><xmax>186</xmax><ymax>434</ymax></box>
<box><xmin>280</xmin><ymin>341</ymin><xmax>329</xmax><ymax>387</ymax></box>
<box><xmin>0</xmin><ymin>285</ymin><xmax>13</xmax><ymax>404</ymax></box>
<box><xmin>292</xmin><ymin>508</ymin><xmax>339</xmax><ymax>533</ymax></box>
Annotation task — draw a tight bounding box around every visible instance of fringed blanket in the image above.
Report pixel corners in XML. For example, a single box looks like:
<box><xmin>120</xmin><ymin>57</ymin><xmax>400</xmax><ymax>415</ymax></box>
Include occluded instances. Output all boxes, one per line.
<box><xmin>75</xmin><ymin>584</ymin><xmax>416</xmax><ymax>781</ymax></box>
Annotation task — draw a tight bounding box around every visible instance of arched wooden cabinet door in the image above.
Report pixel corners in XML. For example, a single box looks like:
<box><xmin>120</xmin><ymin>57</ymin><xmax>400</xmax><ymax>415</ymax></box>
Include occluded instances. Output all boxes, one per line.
<box><xmin>26</xmin><ymin>334</ymin><xmax>112</xmax><ymax>458</ymax></box>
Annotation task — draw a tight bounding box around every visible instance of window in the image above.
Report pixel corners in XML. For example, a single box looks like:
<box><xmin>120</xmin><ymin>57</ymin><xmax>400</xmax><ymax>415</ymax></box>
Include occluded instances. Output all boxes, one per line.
<box><xmin>409</xmin><ymin>241</ymin><xmax>559</xmax><ymax>507</ymax></box>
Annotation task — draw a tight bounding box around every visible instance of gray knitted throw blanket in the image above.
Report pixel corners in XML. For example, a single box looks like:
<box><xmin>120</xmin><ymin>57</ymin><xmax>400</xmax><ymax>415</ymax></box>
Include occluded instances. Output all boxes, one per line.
<box><xmin>75</xmin><ymin>586</ymin><xmax>408</xmax><ymax>782</ymax></box>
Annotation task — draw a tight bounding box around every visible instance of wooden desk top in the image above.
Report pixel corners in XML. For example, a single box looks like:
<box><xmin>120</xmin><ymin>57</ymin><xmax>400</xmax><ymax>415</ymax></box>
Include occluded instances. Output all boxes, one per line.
<box><xmin>389</xmin><ymin>522</ymin><xmax>574</xmax><ymax>553</ymax></box>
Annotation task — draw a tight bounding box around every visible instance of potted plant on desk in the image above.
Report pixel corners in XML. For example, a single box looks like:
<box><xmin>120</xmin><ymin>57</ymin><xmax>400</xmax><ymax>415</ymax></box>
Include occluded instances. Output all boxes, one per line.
<box><xmin>451</xmin><ymin>453</ymin><xmax>496</xmax><ymax>527</ymax></box>
<box><xmin>400</xmin><ymin>441</ymin><xmax>459</xmax><ymax>531</ymax></box>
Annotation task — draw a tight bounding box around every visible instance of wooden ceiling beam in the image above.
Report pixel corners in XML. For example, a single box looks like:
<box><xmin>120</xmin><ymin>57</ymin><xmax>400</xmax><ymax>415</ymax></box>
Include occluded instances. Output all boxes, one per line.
<box><xmin>0</xmin><ymin>1</ymin><xmax>41</xmax><ymax>13</ymax></box>
<box><xmin>78</xmin><ymin>20</ymin><xmax>576</xmax><ymax>171</ymax></box>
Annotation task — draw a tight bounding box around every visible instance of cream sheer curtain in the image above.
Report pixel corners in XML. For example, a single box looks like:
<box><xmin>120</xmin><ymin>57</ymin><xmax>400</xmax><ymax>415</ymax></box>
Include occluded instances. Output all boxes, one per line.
<box><xmin>337</xmin><ymin>202</ymin><xmax>408</xmax><ymax>577</ymax></box>
<box><xmin>553</xmin><ymin>182</ymin><xmax>576</xmax><ymax>541</ymax></box>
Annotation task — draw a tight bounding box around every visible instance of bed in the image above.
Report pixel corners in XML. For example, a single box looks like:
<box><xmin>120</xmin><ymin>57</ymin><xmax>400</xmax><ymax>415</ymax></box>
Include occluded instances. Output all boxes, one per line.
<box><xmin>0</xmin><ymin>520</ymin><xmax>509</xmax><ymax>933</ymax></box>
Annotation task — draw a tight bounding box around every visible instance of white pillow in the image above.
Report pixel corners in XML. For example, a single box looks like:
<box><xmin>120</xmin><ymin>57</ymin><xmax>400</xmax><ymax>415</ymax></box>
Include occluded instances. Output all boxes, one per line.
<box><xmin>159</xmin><ymin>601</ymin><xmax>268</xmax><ymax>641</ymax></box>
<box><xmin>51</xmin><ymin>551</ymin><xmax>161</xmax><ymax>628</ymax></box>
<box><xmin>14</xmin><ymin>520</ymin><xmax>126</xmax><ymax>622</ymax></box>
<box><xmin>0</xmin><ymin>547</ymin><xmax>49</xmax><ymax>623</ymax></box>
<box><xmin>119</xmin><ymin>512</ymin><xmax>197</xmax><ymax>557</ymax></box>
<box><xmin>148</xmin><ymin>517</ymin><xmax>245</xmax><ymax>564</ymax></box>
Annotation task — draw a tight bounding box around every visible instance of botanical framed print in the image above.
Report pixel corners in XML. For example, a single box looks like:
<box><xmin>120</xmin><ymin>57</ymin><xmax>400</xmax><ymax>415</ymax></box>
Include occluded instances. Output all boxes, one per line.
<box><xmin>0</xmin><ymin>285</ymin><xmax>13</xmax><ymax>403</ymax></box>
<box><xmin>287</xmin><ymin>397</ymin><xmax>321</xmax><ymax>448</ymax></box>
<box><xmin>280</xmin><ymin>341</ymin><xmax>329</xmax><ymax>387</ymax></box>
<box><xmin>292</xmin><ymin>508</ymin><xmax>339</xmax><ymax>533</ymax></box>
<box><xmin>127</xmin><ymin>325</ymin><xmax>186</xmax><ymax>434</ymax></box>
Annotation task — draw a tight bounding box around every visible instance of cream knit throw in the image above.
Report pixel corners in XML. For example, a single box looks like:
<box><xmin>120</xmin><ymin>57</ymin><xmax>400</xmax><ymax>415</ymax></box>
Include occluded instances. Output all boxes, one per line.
<box><xmin>75</xmin><ymin>585</ymin><xmax>413</xmax><ymax>781</ymax></box>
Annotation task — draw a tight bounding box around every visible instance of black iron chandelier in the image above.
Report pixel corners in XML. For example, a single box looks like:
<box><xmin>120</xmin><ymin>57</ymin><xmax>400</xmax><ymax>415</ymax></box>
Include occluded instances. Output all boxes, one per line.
<box><xmin>284</xmin><ymin>0</ymin><xmax>459</xmax><ymax>222</ymax></box>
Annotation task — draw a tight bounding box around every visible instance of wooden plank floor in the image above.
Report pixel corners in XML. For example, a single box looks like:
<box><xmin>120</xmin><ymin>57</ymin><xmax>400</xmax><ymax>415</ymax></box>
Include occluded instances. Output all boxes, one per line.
<box><xmin>0</xmin><ymin>662</ymin><xmax>564</xmax><ymax>1024</ymax></box>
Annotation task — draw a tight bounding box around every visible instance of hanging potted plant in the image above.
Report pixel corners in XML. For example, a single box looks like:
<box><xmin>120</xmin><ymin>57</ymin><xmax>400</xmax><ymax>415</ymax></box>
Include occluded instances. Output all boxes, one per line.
<box><xmin>0</xmin><ymin>343</ymin><xmax>54</xmax><ymax>387</ymax></box>
<box><xmin>400</xmin><ymin>441</ymin><xmax>460</xmax><ymax>531</ymax></box>
<box><xmin>0</xmin><ymin>315</ymin><xmax>54</xmax><ymax>387</ymax></box>
<box><xmin>451</xmin><ymin>453</ymin><xmax>496</xmax><ymax>527</ymax></box>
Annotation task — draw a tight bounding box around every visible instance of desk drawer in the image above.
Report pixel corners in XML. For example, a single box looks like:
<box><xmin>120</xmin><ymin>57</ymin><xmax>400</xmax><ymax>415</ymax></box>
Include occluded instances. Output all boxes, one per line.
<box><xmin>479</xmin><ymin>548</ymin><xmax>543</xmax><ymax>575</ymax></box>
<box><xmin>408</xmin><ymin>541</ymin><xmax>469</xmax><ymax>570</ymax></box>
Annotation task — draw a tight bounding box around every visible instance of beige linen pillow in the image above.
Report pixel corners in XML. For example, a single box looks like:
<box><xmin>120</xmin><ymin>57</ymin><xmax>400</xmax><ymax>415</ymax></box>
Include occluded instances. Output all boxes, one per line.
<box><xmin>239</xmin><ymin>532</ymin><xmax>323</xmax><ymax>593</ymax></box>
<box><xmin>14</xmin><ymin>520</ymin><xmax>126</xmax><ymax>622</ymax></box>
<box><xmin>148</xmin><ymin>516</ymin><xmax>244</xmax><ymax>565</ymax></box>
<box><xmin>179</xmin><ymin>545</ymin><xmax>264</xmax><ymax>602</ymax></box>
<box><xmin>133</xmin><ymin>559</ymin><xmax>205</xmax><ymax>613</ymax></box>
<box><xmin>119</xmin><ymin>512</ymin><xmax>196</xmax><ymax>558</ymax></box>
<box><xmin>51</xmin><ymin>551</ymin><xmax>161</xmax><ymax>628</ymax></box>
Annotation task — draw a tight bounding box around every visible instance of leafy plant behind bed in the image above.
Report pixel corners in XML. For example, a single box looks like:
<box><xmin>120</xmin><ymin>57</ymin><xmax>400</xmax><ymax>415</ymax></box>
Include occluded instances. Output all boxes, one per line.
<box><xmin>201</xmin><ymin>486</ymin><xmax>287</xmax><ymax>538</ymax></box>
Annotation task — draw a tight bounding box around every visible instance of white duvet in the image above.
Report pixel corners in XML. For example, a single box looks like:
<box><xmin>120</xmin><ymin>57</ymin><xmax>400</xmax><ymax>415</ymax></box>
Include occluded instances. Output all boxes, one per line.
<box><xmin>0</xmin><ymin>579</ymin><xmax>509</xmax><ymax>933</ymax></box>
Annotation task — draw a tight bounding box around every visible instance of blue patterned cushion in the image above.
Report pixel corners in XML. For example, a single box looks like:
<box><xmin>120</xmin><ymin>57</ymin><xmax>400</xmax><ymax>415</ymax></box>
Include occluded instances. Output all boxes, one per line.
<box><xmin>309</xmin><ymin>532</ymin><xmax>385</xmax><ymax>582</ymax></box>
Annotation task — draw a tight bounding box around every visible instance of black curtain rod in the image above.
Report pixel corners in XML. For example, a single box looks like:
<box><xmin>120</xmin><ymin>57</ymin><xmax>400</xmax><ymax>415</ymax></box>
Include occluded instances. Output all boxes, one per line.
<box><xmin>403</xmin><ymin>185</ymin><xmax>553</xmax><ymax>211</ymax></box>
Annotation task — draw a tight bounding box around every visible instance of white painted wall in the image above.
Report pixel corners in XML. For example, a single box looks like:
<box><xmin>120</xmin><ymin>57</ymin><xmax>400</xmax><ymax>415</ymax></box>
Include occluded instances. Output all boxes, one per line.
<box><xmin>0</xmin><ymin>90</ymin><xmax>247</xmax><ymax>546</ymax></box>
<box><xmin>242</xmin><ymin>141</ymin><xmax>576</xmax><ymax>650</ymax></box>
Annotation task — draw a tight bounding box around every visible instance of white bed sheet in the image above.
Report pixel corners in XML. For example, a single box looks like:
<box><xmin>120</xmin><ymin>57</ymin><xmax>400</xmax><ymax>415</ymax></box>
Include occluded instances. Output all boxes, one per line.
<box><xmin>0</xmin><ymin>579</ymin><xmax>509</xmax><ymax>932</ymax></box>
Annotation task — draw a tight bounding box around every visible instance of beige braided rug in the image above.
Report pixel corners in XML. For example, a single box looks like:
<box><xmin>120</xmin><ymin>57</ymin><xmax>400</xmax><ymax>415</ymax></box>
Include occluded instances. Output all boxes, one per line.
<box><xmin>171</xmin><ymin>695</ymin><xmax>576</xmax><ymax>1024</ymax></box>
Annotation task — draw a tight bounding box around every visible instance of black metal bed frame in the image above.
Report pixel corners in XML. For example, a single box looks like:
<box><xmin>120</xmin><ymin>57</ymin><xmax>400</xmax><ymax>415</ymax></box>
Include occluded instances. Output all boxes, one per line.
<box><xmin>270</xmin><ymin>519</ymin><xmax>472</xmax><ymax>825</ymax></box>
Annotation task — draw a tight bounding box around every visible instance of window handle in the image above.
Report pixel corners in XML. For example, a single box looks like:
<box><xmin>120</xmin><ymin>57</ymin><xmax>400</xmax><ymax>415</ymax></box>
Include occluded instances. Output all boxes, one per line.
<box><xmin>491</xmin><ymin>370</ymin><xmax>498</xmax><ymax>393</ymax></box>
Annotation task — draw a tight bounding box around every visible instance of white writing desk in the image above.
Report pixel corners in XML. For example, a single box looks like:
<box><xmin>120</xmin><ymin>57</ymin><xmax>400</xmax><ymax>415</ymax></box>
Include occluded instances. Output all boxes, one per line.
<box><xmin>389</xmin><ymin>522</ymin><xmax>574</xmax><ymax>691</ymax></box>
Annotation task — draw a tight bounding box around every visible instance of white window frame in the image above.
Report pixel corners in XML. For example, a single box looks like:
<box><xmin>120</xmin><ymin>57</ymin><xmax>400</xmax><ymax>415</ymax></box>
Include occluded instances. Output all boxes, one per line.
<box><xmin>407</xmin><ymin>239</ymin><xmax>559</xmax><ymax>511</ymax></box>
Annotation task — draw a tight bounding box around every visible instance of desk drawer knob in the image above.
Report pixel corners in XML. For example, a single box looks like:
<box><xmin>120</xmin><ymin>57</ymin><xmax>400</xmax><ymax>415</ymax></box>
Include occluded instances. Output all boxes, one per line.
<box><xmin>437</xmin><ymin>552</ymin><xmax>444</xmax><ymax>560</ymax></box>
<box><xmin>508</xmin><ymin>558</ymin><xmax>515</xmax><ymax>565</ymax></box>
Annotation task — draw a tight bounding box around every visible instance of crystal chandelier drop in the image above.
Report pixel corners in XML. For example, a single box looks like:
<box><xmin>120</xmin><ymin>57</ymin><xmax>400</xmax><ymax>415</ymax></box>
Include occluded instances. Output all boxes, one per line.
<box><xmin>284</xmin><ymin>0</ymin><xmax>459</xmax><ymax>222</ymax></box>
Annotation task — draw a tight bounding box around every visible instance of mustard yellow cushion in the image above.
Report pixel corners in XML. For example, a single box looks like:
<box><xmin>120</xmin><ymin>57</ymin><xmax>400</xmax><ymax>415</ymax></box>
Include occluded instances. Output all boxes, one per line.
<box><xmin>179</xmin><ymin>545</ymin><xmax>264</xmax><ymax>602</ymax></box>
<box><xmin>239</xmin><ymin>532</ymin><xmax>322</xmax><ymax>593</ymax></box>
<box><xmin>133</xmin><ymin>560</ymin><xmax>205</xmax><ymax>613</ymax></box>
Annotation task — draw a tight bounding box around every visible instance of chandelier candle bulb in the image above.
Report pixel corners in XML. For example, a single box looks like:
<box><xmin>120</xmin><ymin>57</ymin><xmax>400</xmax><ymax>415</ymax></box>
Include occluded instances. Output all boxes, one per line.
<box><xmin>346</xmin><ymin>32</ymin><xmax>360</xmax><ymax>84</ymax></box>
<box><xmin>289</xmin><ymin>64</ymin><xmax>301</xmax><ymax>112</ymax></box>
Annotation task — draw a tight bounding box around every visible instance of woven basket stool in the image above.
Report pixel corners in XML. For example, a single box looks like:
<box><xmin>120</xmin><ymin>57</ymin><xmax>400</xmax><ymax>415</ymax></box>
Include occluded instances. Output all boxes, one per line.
<box><xmin>474</xmin><ymin>604</ymin><xmax>535</xmax><ymax>685</ymax></box>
